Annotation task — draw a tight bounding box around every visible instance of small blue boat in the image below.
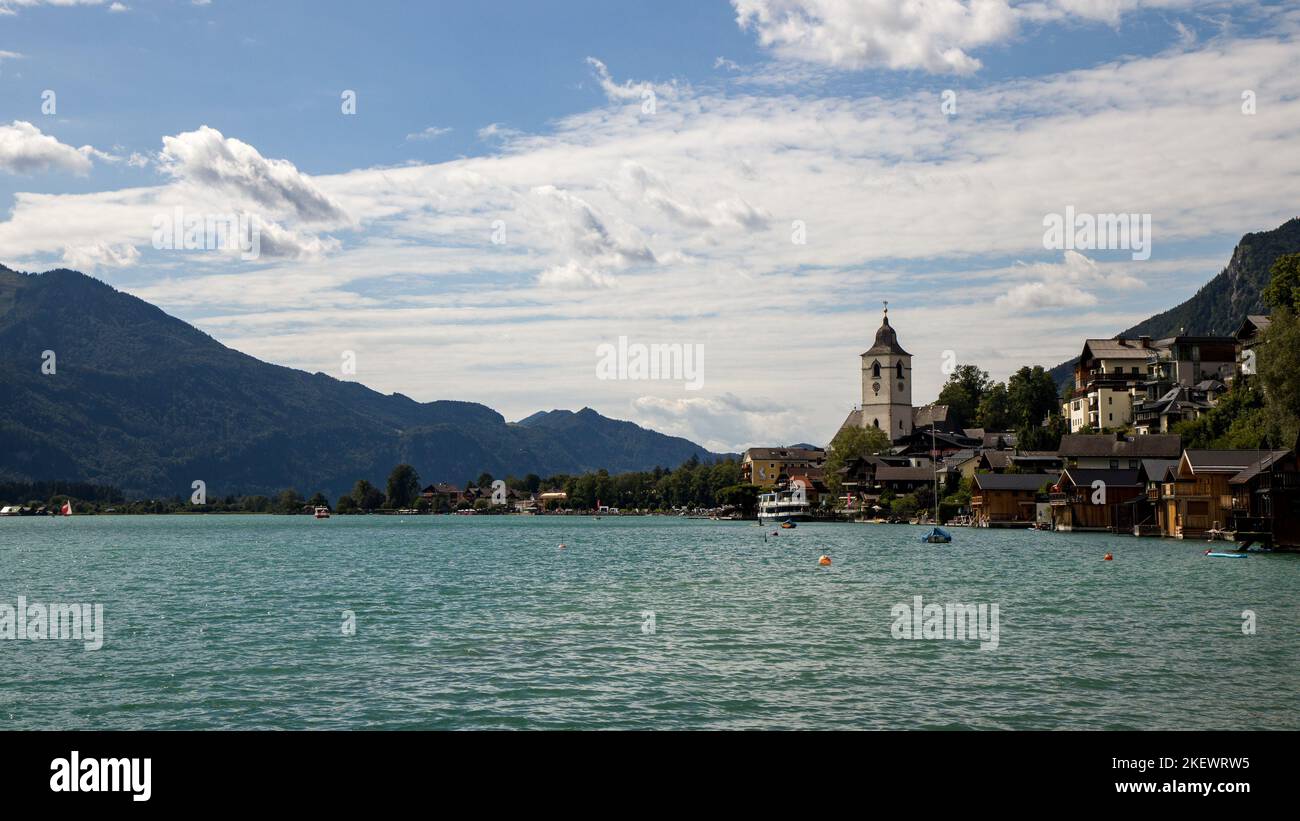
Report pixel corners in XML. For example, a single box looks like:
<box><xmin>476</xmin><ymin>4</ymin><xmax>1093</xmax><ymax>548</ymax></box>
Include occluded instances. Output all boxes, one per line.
<box><xmin>1205</xmin><ymin>551</ymin><xmax>1247</xmax><ymax>559</ymax></box>
<box><xmin>921</xmin><ymin>526</ymin><xmax>952</xmax><ymax>544</ymax></box>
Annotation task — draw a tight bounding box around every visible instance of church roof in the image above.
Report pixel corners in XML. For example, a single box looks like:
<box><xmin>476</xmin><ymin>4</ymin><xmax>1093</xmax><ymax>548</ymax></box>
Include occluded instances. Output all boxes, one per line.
<box><xmin>863</xmin><ymin>310</ymin><xmax>910</xmax><ymax>357</ymax></box>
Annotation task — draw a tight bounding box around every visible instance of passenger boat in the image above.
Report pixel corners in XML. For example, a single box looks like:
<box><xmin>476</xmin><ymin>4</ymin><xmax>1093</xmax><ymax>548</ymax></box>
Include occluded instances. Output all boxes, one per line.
<box><xmin>757</xmin><ymin>489</ymin><xmax>812</xmax><ymax>523</ymax></box>
<box><xmin>314</xmin><ymin>506</ymin><xmax>331</xmax><ymax>519</ymax></box>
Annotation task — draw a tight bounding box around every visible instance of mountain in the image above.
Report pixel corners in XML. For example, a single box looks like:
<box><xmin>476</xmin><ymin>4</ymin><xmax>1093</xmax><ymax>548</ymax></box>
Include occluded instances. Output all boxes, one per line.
<box><xmin>1048</xmin><ymin>217</ymin><xmax>1300</xmax><ymax>389</ymax></box>
<box><xmin>0</xmin><ymin>266</ymin><xmax>720</xmax><ymax>499</ymax></box>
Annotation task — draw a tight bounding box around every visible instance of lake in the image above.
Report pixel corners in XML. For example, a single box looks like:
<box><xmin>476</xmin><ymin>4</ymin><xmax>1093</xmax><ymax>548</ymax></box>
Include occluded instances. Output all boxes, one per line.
<box><xmin>1</xmin><ymin>515</ymin><xmax>1296</xmax><ymax>729</ymax></box>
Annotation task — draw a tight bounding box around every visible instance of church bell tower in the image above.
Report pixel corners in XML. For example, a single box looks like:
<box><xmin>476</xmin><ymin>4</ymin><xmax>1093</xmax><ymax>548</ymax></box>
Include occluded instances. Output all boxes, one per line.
<box><xmin>860</xmin><ymin>302</ymin><xmax>913</xmax><ymax>441</ymax></box>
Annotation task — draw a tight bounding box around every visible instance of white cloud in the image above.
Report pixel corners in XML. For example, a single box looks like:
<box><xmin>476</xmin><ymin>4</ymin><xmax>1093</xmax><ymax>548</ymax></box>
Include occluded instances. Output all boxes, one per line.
<box><xmin>528</xmin><ymin>184</ymin><xmax>655</xmax><ymax>287</ymax></box>
<box><xmin>159</xmin><ymin>125</ymin><xmax>348</xmax><ymax>224</ymax></box>
<box><xmin>108</xmin><ymin>1</ymin><xmax>127</xmax><ymax>11</ymax></box>
<box><xmin>586</xmin><ymin>56</ymin><xmax>672</xmax><ymax>102</ymax></box>
<box><xmin>997</xmin><ymin>280</ymin><xmax>1099</xmax><ymax>310</ymax></box>
<box><xmin>631</xmin><ymin>393</ymin><xmax>810</xmax><ymax>453</ymax></box>
<box><xmin>731</xmin><ymin>0</ymin><xmax>1235</xmax><ymax>74</ymax></box>
<box><xmin>0</xmin><ymin>121</ymin><xmax>95</xmax><ymax>175</ymax></box>
<box><xmin>732</xmin><ymin>0</ymin><xmax>1018</xmax><ymax>74</ymax></box>
<box><xmin>406</xmin><ymin>126</ymin><xmax>452</xmax><ymax>141</ymax></box>
<box><xmin>61</xmin><ymin>241</ymin><xmax>139</xmax><ymax>270</ymax></box>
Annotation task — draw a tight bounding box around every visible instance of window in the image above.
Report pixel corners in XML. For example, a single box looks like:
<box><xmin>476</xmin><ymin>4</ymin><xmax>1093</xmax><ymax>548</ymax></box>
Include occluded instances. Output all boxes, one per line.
<box><xmin>1109</xmin><ymin>459</ymin><xmax>1119</xmax><ymax>469</ymax></box>
<box><xmin>873</xmin><ymin>418</ymin><xmax>879</xmax><ymax>428</ymax></box>
<box><xmin>872</xmin><ymin>361</ymin><xmax>881</xmax><ymax>378</ymax></box>
<box><xmin>896</xmin><ymin>362</ymin><xmax>904</xmax><ymax>380</ymax></box>
<box><xmin>1129</xmin><ymin>460</ymin><xmax>1138</xmax><ymax>469</ymax></box>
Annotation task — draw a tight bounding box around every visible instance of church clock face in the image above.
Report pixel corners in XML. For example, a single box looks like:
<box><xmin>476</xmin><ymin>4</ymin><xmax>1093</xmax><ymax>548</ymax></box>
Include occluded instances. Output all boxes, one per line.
<box><xmin>872</xmin><ymin>381</ymin><xmax>880</xmax><ymax>395</ymax></box>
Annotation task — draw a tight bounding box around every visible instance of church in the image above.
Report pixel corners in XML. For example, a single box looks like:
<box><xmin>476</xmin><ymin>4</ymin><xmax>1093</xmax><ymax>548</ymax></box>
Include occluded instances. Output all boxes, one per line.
<box><xmin>838</xmin><ymin>303</ymin><xmax>949</xmax><ymax>444</ymax></box>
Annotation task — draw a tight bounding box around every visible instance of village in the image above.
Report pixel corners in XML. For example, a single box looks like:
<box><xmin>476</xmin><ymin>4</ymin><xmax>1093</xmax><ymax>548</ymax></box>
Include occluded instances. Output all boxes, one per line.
<box><xmin>737</xmin><ymin>306</ymin><xmax>1299</xmax><ymax>551</ymax></box>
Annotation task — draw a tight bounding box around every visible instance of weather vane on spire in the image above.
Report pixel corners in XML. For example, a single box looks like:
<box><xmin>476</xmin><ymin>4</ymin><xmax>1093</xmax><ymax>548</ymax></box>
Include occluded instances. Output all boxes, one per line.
<box><xmin>883</xmin><ymin>300</ymin><xmax>889</xmax><ymax>316</ymax></box>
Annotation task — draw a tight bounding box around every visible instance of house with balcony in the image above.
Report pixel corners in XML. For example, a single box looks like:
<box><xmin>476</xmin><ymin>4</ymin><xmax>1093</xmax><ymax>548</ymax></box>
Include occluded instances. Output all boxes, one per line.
<box><xmin>1229</xmin><ymin>438</ymin><xmax>1300</xmax><ymax>550</ymax></box>
<box><xmin>1048</xmin><ymin>467</ymin><xmax>1142</xmax><ymax>532</ymax></box>
<box><xmin>742</xmin><ymin>447</ymin><xmax>826</xmax><ymax>488</ymax></box>
<box><xmin>1063</xmin><ymin>337</ymin><xmax>1157</xmax><ymax>432</ymax></box>
<box><xmin>1158</xmin><ymin>449</ymin><xmax>1290</xmax><ymax>539</ymax></box>
<box><xmin>1132</xmin><ymin>383</ymin><xmax>1221</xmax><ymax>434</ymax></box>
<box><xmin>1130</xmin><ymin>458</ymin><xmax>1180</xmax><ymax>536</ymax></box>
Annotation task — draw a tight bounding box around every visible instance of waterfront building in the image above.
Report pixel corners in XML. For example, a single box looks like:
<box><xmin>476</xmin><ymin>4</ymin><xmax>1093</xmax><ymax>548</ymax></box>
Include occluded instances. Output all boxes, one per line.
<box><xmin>970</xmin><ymin>473</ymin><xmax>1049</xmax><ymax>527</ymax></box>
<box><xmin>741</xmin><ymin>447</ymin><xmax>826</xmax><ymax>488</ymax></box>
<box><xmin>1230</xmin><ymin>438</ymin><xmax>1300</xmax><ymax>549</ymax></box>
<box><xmin>1158</xmin><ymin>449</ymin><xmax>1290</xmax><ymax>539</ymax></box>
<box><xmin>1048</xmin><ymin>467</ymin><xmax>1142</xmax><ymax>531</ymax></box>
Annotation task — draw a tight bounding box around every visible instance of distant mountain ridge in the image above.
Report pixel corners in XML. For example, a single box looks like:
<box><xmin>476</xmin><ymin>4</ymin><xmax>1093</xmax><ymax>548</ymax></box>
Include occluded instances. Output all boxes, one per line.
<box><xmin>0</xmin><ymin>266</ymin><xmax>720</xmax><ymax>498</ymax></box>
<box><xmin>1048</xmin><ymin>216</ymin><xmax>1300</xmax><ymax>389</ymax></box>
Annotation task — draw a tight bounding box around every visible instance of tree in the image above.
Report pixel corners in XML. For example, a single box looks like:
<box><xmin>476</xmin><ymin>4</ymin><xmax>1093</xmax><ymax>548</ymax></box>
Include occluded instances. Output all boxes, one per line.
<box><xmin>890</xmin><ymin>495</ymin><xmax>918</xmax><ymax>519</ymax></box>
<box><xmin>1019</xmin><ymin>413</ymin><xmax>1067</xmax><ymax>452</ymax></box>
<box><xmin>475</xmin><ymin>472</ymin><xmax>494</xmax><ymax>488</ymax></box>
<box><xmin>352</xmin><ymin>479</ymin><xmax>384</xmax><ymax>511</ymax></box>
<box><xmin>1257</xmin><ymin>308</ymin><xmax>1300</xmax><ymax>446</ymax></box>
<box><xmin>275</xmin><ymin>488</ymin><xmax>303</xmax><ymax>514</ymax></box>
<box><xmin>386</xmin><ymin>464</ymin><xmax>422</xmax><ymax>509</ymax></box>
<box><xmin>336</xmin><ymin>494</ymin><xmax>357</xmax><ymax>514</ymax></box>
<box><xmin>976</xmin><ymin>382</ymin><xmax>1011</xmax><ymax>430</ymax></box>
<box><xmin>308</xmin><ymin>492</ymin><xmax>328</xmax><ymax>508</ymax></box>
<box><xmin>937</xmin><ymin>364</ymin><xmax>992</xmax><ymax>430</ymax></box>
<box><xmin>1006</xmin><ymin>366</ymin><xmax>1060</xmax><ymax>431</ymax></box>
<box><xmin>1262</xmin><ymin>253</ymin><xmax>1300</xmax><ymax>312</ymax></box>
<box><xmin>824</xmin><ymin>425</ymin><xmax>892</xmax><ymax>497</ymax></box>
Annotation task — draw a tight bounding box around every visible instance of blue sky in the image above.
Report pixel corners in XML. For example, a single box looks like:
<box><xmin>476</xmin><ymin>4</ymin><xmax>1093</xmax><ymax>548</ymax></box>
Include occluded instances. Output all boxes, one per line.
<box><xmin>2</xmin><ymin>1</ymin><xmax>1299</xmax><ymax>451</ymax></box>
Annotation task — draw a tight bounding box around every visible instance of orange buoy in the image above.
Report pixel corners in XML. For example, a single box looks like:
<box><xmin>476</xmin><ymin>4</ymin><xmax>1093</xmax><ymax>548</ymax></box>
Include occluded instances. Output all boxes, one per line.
<box><xmin>818</xmin><ymin>555</ymin><xmax>831</xmax><ymax>566</ymax></box>
<box><xmin>1103</xmin><ymin>552</ymin><xmax>1113</xmax><ymax>561</ymax></box>
<box><xmin>558</xmin><ymin>543</ymin><xmax>566</xmax><ymax>550</ymax></box>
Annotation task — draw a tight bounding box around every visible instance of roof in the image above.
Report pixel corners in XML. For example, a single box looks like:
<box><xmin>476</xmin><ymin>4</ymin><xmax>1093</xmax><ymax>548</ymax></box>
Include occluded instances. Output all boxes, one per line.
<box><xmin>912</xmin><ymin>403</ymin><xmax>949</xmax><ymax>427</ymax></box>
<box><xmin>982</xmin><ymin>431</ymin><xmax>1017</xmax><ymax>449</ymax></box>
<box><xmin>1057</xmin><ymin>433</ymin><xmax>1181</xmax><ymax>459</ymax></box>
<box><xmin>744</xmin><ymin>447</ymin><xmax>825</xmax><ymax>461</ymax></box>
<box><xmin>1235</xmin><ymin>315</ymin><xmax>1271</xmax><ymax>339</ymax></box>
<box><xmin>863</xmin><ymin>311</ymin><xmax>910</xmax><ymax>357</ymax></box>
<box><xmin>875</xmin><ymin>466</ymin><xmax>935</xmax><ymax>482</ymax></box>
<box><xmin>973</xmin><ymin>473</ymin><xmax>1050</xmax><ymax>491</ymax></box>
<box><xmin>1059</xmin><ymin>468</ymin><xmax>1141</xmax><ymax>488</ymax></box>
<box><xmin>1182</xmin><ymin>449</ymin><xmax>1289</xmax><ymax>474</ymax></box>
<box><xmin>1228</xmin><ymin>450</ymin><xmax>1293</xmax><ymax>485</ymax></box>
<box><xmin>422</xmin><ymin>482</ymin><xmax>462</xmax><ymax>494</ymax></box>
<box><xmin>1080</xmin><ymin>337</ymin><xmax>1154</xmax><ymax>362</ymax></box>
<box><xmin>1136</xmin><ymin>459</ymin><xmax>1179</xmax><ymax>483</ymax></box>
<box><xmin>1012</xmin><ymin>451</ymin><xmax>1061</xmax><ymax>460</ymax></box>
<box><xmin>981</xmin><ymin>451</ymin><xmax>1012</xmax><ymax>469</ymax></box>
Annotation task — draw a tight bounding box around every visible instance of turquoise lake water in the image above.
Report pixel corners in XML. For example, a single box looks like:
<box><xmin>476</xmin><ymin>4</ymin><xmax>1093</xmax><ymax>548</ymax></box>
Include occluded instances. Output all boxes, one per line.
<box><xmin>0</xmin><ymin>515</ymin><xmax>1296</xmax><ymax>730</ymax></box>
